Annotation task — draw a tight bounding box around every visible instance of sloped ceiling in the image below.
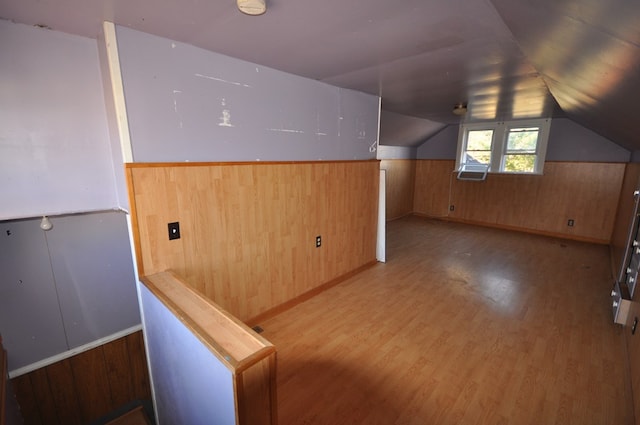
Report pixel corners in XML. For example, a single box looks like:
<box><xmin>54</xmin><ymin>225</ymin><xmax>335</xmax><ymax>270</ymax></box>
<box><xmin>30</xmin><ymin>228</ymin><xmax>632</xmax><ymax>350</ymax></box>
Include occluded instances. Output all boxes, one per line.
<box><xmin>490</xmin><ymin>0</ymin><xmax>640</xmax><ymax>152</ymax></box>
<box><xmin>1</xmin><ymin>0</ymin><xmax>638</xmax><ymax>149</ymax></box>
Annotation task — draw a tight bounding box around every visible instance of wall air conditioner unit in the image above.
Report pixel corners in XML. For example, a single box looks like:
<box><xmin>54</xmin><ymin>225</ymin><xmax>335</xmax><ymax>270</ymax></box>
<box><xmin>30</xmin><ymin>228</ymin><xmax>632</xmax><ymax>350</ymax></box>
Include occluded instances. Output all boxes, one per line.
<box><xmin>457</xmin><ymin>163</ymin><xmax>488</xmax><ymax>181</ymax></box>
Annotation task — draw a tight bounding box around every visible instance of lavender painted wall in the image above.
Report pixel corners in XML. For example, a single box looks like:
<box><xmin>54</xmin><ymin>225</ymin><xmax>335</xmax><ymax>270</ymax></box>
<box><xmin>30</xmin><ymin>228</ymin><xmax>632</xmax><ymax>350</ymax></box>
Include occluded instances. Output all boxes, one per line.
<box><xmin>0</xmin><ymin>219</ymin><xmax>68</xmax><ymax>370</ymax></box>
<box><xmin>0</xmin><ymin>21</ymin><xmax>141</xmax><ymax>375</ymax></box>
<box><xmin>416</xmin><ymin>125</ymin><xmax>458</xmax><ymax>159</ymax></box>
<box><xmin>45</xmin><ymin>212</ymin><xmax>140</xmax><ymax>348</ymax></box>
<box><xmin>0</xmin><ymin>211</ymin><xmax>140</xmax><ymax>372</ymax></box>
<box><xmin>115</xmin><ymin>26</ymin><xmax>379</xmax><ymax>162</ymax></box>
<box><xmin>377</xmin><ymin>145</ymin><xmax>417</xmax><ymax>160</ymax></box>
<box><xmin>0</xmin><ymin>20</ymin><xmax>119</xmax><ymax>221</ymax></box>
<box><xmin>139</xmin><ymin>284</ymin><xmax>236</xmax><ymax>425</ymax></box>
<box><xmin>546</xmin><ymin>118</ymin><xmax>630</xmax><ymax>162</ymax></box>
<box><xmin>416</xmin><ymin>119</ymin><xmax>631</xmax><ymax>162</ymax></box>
<box><xmin>379</xmin><ymin>110</ymin><xmax>445</xmax><ymax>148</ymax></box>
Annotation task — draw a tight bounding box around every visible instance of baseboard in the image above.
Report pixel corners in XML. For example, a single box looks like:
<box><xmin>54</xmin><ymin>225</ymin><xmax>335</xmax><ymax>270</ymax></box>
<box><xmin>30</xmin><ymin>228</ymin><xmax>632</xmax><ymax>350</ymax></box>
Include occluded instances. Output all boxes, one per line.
<box><xmin>245</xmin><ymin>260</ymin><xmax>378</xmax><ymax>327</ymax></box>
<box><xmin>411</xmin><ymin>213</ymin><xmax>610</xmax><ymax>245</ymax></box>
<box><xmin>386</xmin><ymin>212</ymin><xmax>413</xmax><ymax>222</ymax></box>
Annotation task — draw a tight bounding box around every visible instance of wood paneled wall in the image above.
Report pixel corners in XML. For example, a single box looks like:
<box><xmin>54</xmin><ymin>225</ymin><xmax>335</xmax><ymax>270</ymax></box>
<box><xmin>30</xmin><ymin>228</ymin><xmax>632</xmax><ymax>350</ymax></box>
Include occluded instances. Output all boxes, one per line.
<box><xmin>413</xmin><ymin>160</ymin><xmax>625</xmax><ymax>244</ymax></box>
<box><xmin>380</xmin><ymin>160</ymin><xmax>415</xmax><ymax>220</ymax></box>
<box><xmin>413</xmin><ymin>160</ymin><xmax>454</xmax><ymax>218</ymax></box>
<box><xmin>127</xmin><ymin>161</ymin><xmax>379</xmax><ymax>322</ymax></box>
<box><xmin>610</xmin><ymin>163</ymin><xmax>640</xmax><ymax>278</ymax></box>
<box><xmin>11</xmin><ymin>331</ymin><xmax>151</xmax><ymax>425</ymax></box>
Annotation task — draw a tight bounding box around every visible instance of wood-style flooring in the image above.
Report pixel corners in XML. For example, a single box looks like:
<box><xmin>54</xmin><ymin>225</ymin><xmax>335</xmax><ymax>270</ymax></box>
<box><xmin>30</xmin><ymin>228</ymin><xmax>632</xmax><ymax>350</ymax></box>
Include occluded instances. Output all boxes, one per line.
<box><xmin>259</xmin><ymin>216</ymin><xmax>633</xmax><ymax>425</ymax></box>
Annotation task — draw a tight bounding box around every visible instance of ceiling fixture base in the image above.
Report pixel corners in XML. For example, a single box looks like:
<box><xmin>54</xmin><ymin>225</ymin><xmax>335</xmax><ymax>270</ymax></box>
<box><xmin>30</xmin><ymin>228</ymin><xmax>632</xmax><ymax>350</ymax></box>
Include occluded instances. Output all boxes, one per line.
<box><xmin>237</xmin><ymin>0</ymin><xmax>267</xmax><ymax>15</ymax></box>
<box><xmin>452</xmin><ymin>103</ymin><xmax>467</xmax><ymax>116</ymax></box>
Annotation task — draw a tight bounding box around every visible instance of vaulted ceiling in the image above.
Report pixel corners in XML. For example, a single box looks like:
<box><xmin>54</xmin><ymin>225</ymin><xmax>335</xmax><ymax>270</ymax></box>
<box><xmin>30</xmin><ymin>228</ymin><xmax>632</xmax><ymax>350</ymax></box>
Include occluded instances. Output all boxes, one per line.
<box><xmin>2</xmin><ymin>0</ymin><xmax>639</xmax><ymax>149</ymax></box>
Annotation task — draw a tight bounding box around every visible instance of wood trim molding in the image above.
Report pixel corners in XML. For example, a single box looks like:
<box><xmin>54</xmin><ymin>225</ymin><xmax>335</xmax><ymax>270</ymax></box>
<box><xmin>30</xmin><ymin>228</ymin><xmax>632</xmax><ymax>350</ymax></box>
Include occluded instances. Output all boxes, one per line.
<box><xmin>415</xmin><ymin>214</ymin><xmax>610</xmax><ymax>245</ymax></box>
<box><xmin>141</xmin><ymin>271</ymin><xmax>275</xmax><ymax>371</ymax></box>
<box><xmin>125</xmin><ymin>159</ymin><xmax>380</xmax><ymax>169</ymax></box>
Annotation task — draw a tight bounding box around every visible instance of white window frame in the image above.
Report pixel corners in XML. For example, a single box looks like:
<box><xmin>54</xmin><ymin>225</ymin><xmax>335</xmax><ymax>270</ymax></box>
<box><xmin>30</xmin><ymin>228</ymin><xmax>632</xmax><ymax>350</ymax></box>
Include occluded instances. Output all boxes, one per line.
<box><xmin>455</xmin><ymin>118</ymin><xmax>551</xmax><ymax>175</ymax></box>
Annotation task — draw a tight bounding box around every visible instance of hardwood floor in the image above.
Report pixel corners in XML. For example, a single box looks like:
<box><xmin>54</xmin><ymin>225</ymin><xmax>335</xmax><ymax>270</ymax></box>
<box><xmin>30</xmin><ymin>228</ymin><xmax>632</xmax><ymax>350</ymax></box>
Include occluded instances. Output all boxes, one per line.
<box><xmin>259</xmin><ymin>216</ymin><xmax>633</xmax><ymax>425</ymax></box>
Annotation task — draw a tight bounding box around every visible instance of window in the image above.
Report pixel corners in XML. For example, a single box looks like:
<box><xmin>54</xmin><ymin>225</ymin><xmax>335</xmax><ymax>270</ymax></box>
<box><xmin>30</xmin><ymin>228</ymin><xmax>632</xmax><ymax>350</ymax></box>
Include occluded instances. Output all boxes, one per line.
<box><xmin>456</xmin><ymin>119</ymin><xmax>551</xmax><ymax>175</ymax></box>
<box><xmin>463</xmin><ymin>129</ymin><xmax>493</xmax><ymax>166</ymax></box>
<box><xmin>502</xmin><ymin>127</ymin><xmax>539</xmax><ymax>173</ymax></box>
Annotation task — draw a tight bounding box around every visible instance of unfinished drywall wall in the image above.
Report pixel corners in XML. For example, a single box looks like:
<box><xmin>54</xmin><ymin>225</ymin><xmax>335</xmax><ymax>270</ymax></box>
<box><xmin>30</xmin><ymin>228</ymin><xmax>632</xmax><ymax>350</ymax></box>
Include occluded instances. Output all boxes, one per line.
<box><xmin>0</xmin><ymin>211</ymin><xmax>140</xmax><ymax>373</ymax></box>
<box><xmin>114</xmin><ymin>26</ymin><xmax>380</xmax><ymax>162</ymax></box>
<box><xmin>0</xmin><ymin>21</ymin><xmax>118</xmax><ymax>220</ymax></box>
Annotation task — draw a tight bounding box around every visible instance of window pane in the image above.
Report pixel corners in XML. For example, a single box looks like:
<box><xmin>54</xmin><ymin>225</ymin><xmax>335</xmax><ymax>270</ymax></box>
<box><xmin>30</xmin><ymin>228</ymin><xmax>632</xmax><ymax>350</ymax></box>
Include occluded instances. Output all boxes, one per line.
<box><xmin>467</xmin><ymin>130</ymin><xmax>493</xmax><ymax>150</ymax></box>
<box><xmin>503</xmin><ymin>154</ymin><xmax>536</xmax><ymax>173</ymax></box>
<box><xmin>506</xmin><ymin>127</ymin><xmax>539</xmax><ymax>152</ymax></box>
<box><xmin>465</xmin><ymin>151</ymin><xmax>491</xmax><ymax>165</ymax></box>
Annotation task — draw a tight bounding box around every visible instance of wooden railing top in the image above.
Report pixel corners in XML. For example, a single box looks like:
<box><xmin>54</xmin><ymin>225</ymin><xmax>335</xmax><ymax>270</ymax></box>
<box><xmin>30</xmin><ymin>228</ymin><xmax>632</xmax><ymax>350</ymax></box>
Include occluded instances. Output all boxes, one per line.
<box><xmin>141</xmin><ymin>271</ymin><xmax>275</xmax><ymax>373</ymax></box>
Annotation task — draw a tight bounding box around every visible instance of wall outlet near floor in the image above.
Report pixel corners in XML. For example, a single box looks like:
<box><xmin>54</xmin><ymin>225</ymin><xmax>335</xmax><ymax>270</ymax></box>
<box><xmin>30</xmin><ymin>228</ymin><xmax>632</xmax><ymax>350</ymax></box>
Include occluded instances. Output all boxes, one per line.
<box><xmin>449</xmin><ymin>205</ymin><xmax>455</xmax><ymax>211</ymax></box>
<box><xmin>567</xmin><ymin>219</ymin><xmax>575</xmax><ymax>227</ymax></box>
<box><xmin>316</xmin><ymin>235</ymin><xmax>321</xmax><ymax>248</ymax></box>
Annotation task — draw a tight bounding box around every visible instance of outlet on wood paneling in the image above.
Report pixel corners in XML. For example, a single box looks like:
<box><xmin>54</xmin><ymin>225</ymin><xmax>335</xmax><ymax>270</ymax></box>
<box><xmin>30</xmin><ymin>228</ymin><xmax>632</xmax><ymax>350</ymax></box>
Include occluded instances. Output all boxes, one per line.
<box><xmin>128</xmin><ymin>161</ymin><xmax>379</xmax><ymax>321</ymax></box>
<box><xmin>414</xmin><ymin>160</ymin><xmax>624</xmax><ymax>243</ymax></box>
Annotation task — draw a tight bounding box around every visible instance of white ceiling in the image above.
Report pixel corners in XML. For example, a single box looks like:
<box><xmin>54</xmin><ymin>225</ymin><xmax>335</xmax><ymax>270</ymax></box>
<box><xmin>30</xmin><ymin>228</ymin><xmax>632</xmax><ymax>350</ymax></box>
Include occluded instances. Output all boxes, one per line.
<box><xmin>1</xmin><ymin>0</ymin><xmax>639</xmax><ymax>149</ymax></box>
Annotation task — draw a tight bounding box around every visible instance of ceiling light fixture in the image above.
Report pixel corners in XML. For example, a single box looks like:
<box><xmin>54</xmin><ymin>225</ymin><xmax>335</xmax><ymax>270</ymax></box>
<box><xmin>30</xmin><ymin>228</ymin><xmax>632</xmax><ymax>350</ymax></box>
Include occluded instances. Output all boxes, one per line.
<box><xmin>452</xmin><ymin>103</ymin><xmax>468</xmax><ymax>116</ymax></box>
<box><xmin>237</xmin><ymin>0</ymin><xmax>267</xmax><ymax>15</ymax></box>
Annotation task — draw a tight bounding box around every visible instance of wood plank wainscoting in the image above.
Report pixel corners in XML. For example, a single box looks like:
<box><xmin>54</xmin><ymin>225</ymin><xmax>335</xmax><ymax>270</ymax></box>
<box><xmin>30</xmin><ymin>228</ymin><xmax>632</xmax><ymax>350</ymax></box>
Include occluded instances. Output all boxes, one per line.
<box><xmin>126</xmin><ymin>160</ymin><xmax>380</xmax><ymax>322</ymax></box>
<box><xmin>413</xmin><ymin>159</ymin><xmax>453</xmax><ymax>219</ymax></box>
<box><xmin>413</xmin><ymin>160</ymin><xmax>625</xmax><ymax>244</ymax></box>
<box><xmin>10</xmin><ymin>331</ymin><xmax>151</xmax><ymax>425</ymax></box>
<box><xmin>380</xmin><ymin>160</ymin><xmax>416</xmax><ymax>221</ymax></box>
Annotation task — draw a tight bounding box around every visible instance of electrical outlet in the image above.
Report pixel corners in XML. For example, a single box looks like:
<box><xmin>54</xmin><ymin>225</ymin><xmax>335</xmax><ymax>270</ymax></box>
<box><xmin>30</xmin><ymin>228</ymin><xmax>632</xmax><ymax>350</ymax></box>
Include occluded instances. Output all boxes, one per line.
<box><xmin>316</xmin><ymin>235</ymin><xmax>321</xmax><ymax>248</ymax></box>
<box><xmin>449</xmin><ymin>205</ymin><xmax>455</xmax><ymax>211</ymax></box>
<box><xmin>168</xmin><ymin>222</ymin><xmax>181</xmax><ymax>240</ymax></box>
<box><xmin>567</xmin><ymin>219</ymin><xmax>574</xmax><ymax>227</ymax></box>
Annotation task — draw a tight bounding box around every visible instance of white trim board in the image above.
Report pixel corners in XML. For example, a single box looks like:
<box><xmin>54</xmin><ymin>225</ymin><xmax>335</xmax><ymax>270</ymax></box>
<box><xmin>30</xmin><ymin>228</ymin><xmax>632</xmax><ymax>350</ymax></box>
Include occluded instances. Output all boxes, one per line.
<box><xmin>8</xmin><ymin>324</ymin><xmax>142</xmax><ymax>378</ymax></box>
